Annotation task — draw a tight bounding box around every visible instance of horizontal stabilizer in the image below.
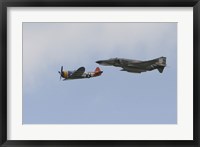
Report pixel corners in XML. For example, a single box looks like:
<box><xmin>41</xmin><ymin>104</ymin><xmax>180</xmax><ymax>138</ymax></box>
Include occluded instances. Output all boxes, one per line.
<box><xmin>158</xmin><ymin>67</ymin><xmax>165</xmax><ymax>73</ymax></box>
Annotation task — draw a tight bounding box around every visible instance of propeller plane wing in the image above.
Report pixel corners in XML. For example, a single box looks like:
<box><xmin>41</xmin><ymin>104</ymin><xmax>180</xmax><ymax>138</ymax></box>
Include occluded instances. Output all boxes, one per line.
<box><xmin>69</xmin><ymin>67</ymin><xmax>85</xmax><ymax>79</ymax></box>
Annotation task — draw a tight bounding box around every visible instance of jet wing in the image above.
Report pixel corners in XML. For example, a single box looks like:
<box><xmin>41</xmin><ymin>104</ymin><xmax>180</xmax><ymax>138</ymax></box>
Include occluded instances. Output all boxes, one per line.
<box><xmin>128</xmin><ymin>59</ymin><xmax>158</xmax><ymax>69</ymax></box>
<box><xmin>127</xmin><ymin>57</ymin><xmax>166</xmax><ymax>73</ymax></box>
<box><xmin>69</xmin><ymin>67</ymin><xmax>85</xmax><ymax>78</ymax></box>
<box><xmin>125</xmin><ymin>57</ymin><xmax>166</xmax><ymax>73</ymax></box>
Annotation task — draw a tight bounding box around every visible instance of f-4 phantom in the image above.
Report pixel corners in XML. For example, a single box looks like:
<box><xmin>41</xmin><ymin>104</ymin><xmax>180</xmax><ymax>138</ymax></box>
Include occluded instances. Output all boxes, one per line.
<box><xmin>58</xmin><ymin>66</ymin><xmax>103</xmax><ymax>80</ymax></box>
<box><xmin>96</xmin><ymin>57</ymin><xmax>166</xmax><ymax>73</ymax></box>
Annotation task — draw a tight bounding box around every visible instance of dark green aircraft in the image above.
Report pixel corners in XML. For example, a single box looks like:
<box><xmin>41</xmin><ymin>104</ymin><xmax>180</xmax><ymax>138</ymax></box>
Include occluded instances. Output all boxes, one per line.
<box><xmin>96</xmin><ymin>57</ymin><xmax>166</xmax><ymax>73</ymax></box>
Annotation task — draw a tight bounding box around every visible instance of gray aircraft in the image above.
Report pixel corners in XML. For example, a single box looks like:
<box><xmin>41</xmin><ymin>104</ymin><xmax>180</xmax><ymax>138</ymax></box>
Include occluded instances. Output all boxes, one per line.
<box><xmin>96</xmin><ymin>57</ymin><xmax>166</xmax><ymax>73</ymax></box>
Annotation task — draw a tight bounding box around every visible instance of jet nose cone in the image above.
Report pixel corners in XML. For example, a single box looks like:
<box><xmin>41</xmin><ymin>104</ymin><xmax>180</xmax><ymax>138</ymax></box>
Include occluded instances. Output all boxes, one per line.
<box><xmin>96</xmin><ymin>59</ymin><xmax>113</xmax><ymax>66</ymax></box>
<box><xmin>96</xmin><ymin>60</ymin><xmax>103</xmax><ymax>64</ymax></box>
<box><xmin>96</xmin><ymin>60</ymin><xmax>109</xmax><ymax>66</ymax></box>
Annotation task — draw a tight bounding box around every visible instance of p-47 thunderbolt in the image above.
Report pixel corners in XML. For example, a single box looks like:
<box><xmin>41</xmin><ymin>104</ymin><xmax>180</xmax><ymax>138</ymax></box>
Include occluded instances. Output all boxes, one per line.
<box><xmin>58</xmin><ymin>66</ymin><xmax>103</xmax><ymax>80</ymax></box>
<box><xmin>96</xmin><ymin>57</ymin><xmax>166</xmax><ymax>73</ymax></box>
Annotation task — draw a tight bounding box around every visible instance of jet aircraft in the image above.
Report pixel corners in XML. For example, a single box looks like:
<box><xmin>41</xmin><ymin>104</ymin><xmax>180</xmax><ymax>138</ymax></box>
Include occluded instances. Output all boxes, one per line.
<box><xmin>96</xmin><ymin>57</ymin><xmax>166</xmax><ymax>73</ymax></box>
<box><xmin>58</xmin><ymin>66</ymin><xmax>103</xmax><ymax>80</ymax></box>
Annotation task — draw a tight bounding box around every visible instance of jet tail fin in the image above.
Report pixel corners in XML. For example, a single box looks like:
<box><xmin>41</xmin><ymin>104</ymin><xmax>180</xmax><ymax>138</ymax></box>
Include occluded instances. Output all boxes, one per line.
<box><xmin>157</xmin><ymin>57</ymin><xmax>166</xmax><ymax>73</ymax></box>
<box><xmin>158</xmin><ymin>57</ymin><xmax>166</xmax><ymax>66</ymax></box>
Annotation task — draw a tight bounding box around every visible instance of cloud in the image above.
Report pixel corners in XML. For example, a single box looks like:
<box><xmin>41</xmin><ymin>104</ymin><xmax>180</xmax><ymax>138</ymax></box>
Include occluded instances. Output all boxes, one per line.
<box><xmin>23</xmin><ymin>23</ymin><xmax>177</xmax><ymax>124</ymax></box>
<box><xmin>23</xmin><ymin>22</ymin><xmax>176</xmax><ymax>90</ymax></box>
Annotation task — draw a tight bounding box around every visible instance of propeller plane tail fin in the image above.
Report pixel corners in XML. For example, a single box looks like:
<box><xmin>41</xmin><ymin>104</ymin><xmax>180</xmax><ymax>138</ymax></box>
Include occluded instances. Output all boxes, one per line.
<box><xmin>94</xmin><ymin>67</ymin><xmax>103</xmax><ymax>75</ymax></box>
<box><xmin>95</xmin><ymin>67</ymin><xmax>101</xmax><ymax>72</ymax></box>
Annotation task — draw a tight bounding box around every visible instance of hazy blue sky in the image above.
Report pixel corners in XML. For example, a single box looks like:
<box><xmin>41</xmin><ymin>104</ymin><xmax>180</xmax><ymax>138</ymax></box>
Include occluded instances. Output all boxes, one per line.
<box><xmin>23</xmin><ymin>22</ymin><xmax>177</xmax><ymax>124</ymax></box>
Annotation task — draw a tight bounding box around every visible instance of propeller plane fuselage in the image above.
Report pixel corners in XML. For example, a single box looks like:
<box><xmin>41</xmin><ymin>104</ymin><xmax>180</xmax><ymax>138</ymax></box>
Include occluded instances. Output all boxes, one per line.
<box><xmin>58</xmin><ymin>66</ymin><xmax>103</xmax><ymax>80</ymax></box>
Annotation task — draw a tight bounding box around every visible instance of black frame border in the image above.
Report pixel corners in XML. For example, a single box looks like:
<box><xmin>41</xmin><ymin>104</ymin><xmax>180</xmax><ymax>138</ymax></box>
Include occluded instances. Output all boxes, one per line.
<box><xmin>0</xmin><ymin>0</ymin><xmax>199</xmax><ymax>146</ymax></box>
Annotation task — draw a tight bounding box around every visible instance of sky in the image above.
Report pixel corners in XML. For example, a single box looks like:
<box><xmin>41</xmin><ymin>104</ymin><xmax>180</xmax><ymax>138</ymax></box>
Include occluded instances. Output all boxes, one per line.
<box><xmin>23</xmin><ymin>22</ymin><xmax>177</xmax><ymax>124</ymax></box>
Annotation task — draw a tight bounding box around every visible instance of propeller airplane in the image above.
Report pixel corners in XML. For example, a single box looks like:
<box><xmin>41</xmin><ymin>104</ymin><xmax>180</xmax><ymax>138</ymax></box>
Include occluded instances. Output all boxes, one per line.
<box><xmin>58</xmin><ymin>66</ymin><xmax>103</xmax><ymax>80</ymax></box>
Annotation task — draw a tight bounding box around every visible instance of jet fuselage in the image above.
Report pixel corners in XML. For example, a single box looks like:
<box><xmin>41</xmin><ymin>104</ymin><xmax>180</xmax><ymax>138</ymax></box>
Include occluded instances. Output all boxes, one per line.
<box><xmin>96</xmin><ymin>57</ymin><xmax>166</xmax><ymax>73</ymax></box>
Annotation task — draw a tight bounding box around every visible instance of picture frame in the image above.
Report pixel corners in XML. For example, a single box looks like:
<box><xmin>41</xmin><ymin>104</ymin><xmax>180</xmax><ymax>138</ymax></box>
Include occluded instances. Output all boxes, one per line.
<box><xmin>0</xmin><ymin>0</ymin><xmax>199</xmax><ymax>146</ymax></box>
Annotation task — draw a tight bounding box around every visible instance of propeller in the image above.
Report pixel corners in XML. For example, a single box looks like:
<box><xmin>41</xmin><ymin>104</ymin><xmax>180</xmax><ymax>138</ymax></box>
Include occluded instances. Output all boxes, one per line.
<box><xmin>58</xmin><ymin>66</ymin><xmax>63</xmax><ymax>80</ymax></box>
